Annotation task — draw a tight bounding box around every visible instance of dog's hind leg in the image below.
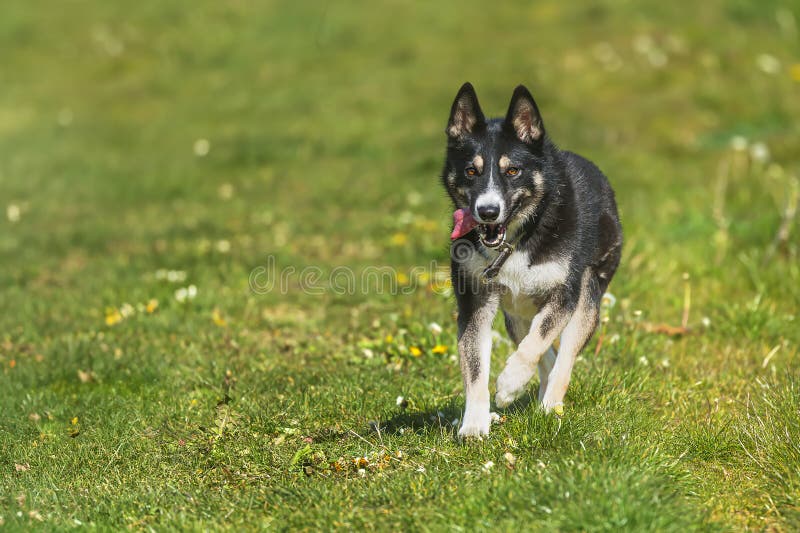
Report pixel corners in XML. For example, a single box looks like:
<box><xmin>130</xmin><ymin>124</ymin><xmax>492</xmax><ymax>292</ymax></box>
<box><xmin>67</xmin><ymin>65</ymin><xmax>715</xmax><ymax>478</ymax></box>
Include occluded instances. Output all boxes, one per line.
<box><xmin>537</xmin><ymin>347</ymin><xmax>557</xmax><ymax>403</ymax></box>
<box><xmin>540</xmin><ymin>269</ymin><xmax>601</xmax><ymax>412</ymax></box>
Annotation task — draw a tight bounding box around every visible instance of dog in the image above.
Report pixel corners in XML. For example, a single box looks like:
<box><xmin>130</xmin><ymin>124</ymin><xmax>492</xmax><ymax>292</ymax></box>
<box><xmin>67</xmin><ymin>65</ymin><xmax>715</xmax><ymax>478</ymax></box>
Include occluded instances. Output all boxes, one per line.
<box><xmin>441</xmin><ymin>83</ymin><xmax>622</xmax><ymax>437</ymax></box>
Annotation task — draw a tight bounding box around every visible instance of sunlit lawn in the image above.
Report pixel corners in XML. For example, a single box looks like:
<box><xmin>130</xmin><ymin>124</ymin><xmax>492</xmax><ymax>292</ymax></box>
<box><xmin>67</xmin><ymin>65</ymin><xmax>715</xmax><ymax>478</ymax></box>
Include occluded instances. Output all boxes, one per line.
<box><xmin>1</xmin><ymin>1</ymin><xmax>799</xmax><ymax>530</ymax></box>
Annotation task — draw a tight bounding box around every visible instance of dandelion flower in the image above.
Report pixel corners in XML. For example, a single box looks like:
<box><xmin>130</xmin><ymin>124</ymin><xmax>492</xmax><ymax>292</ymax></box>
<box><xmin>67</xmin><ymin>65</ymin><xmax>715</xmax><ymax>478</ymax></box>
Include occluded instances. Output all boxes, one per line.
<box><xmin>211</xmin><ymin>308</ymin><xmax>227</xmax><ymax>327</ymax></box>
<box><xmin>790</xmin><ymin>63</ymin><xmax>800</xmax><ymax>82</ymax></box>
<box><xmin>409</xmin><ymin>346</ymin><xmax>422</xmax><ymax>357</ymax></box>
<box><xmin>389</xmin><ymin>232</ymin><xmax>408</xmax><ymax>246</ymax></box>
<box><xmin>601</xmin><ymin>292</ymin><xmax>617</xmax><ymax>309</ymax></box>
<box><xmin>105</xmin><ymin>308</ymin><xmax>122</xmax><ymax>326</ymax></box>
<box><xmin>431</xmin><ymin>344</ymin><xmax>448</xmax><ymax>355</ymax></box>
<box><xmin>145</xmin><ymin>299</ymin><xmax>159</xmax><ymax>313</ymax></box>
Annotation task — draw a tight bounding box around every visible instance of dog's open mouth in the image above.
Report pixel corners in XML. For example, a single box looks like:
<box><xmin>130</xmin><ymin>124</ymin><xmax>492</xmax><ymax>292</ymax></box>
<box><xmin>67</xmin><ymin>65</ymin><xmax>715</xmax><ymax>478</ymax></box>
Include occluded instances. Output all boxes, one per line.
<box><xmin>477</xmin><ymin>223</ymin><xmax>507</xmax><ymax>248</ymax></box>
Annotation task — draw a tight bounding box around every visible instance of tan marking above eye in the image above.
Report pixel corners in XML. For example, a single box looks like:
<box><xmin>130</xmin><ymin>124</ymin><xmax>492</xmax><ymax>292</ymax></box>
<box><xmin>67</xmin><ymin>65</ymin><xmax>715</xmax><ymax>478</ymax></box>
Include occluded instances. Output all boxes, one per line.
<box><xmin>498</xmin><ymin>155</ymin><xmax>511</xmax><ymax>170</ymax></box>
<box><xmin>471</xmin><ymin>155</ymin><xmax>484</xmax><ymax>174</ymax></box>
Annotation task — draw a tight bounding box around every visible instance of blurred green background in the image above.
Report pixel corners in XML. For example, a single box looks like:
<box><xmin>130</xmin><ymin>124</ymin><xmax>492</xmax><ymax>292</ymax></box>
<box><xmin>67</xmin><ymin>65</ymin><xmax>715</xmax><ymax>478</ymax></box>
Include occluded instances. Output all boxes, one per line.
<box><xmin>1</xmin><ymin>1</ymin><xmax>799</xmax><ymax>530</ymax></box>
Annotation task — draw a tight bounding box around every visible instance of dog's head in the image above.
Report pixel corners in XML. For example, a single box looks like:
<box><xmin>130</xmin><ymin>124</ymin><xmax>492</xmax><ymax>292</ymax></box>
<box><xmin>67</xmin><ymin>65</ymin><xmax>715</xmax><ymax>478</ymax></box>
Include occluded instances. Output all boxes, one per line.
<box><xmin>442</xmin><ymin>82</ymin><xmax>552</xmax><ymax>246</ymax></box>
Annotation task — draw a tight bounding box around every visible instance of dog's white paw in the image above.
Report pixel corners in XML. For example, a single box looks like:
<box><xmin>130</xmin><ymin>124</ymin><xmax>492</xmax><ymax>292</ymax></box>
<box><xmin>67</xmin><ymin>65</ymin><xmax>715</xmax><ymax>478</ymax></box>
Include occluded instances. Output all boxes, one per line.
<box><xmin>458</xmin><ymin>409</ymin><xmax>490</xmax><ymax>438</ymax></box>
<box><xmin>495</xmin><ymin>353</ymin><xmax>536</xmax><ymax>407</ymax></box>
<box><xmin>541</xmin><ymin>399</ymin><xmax>565</xmax><ymax>417</ymax></box>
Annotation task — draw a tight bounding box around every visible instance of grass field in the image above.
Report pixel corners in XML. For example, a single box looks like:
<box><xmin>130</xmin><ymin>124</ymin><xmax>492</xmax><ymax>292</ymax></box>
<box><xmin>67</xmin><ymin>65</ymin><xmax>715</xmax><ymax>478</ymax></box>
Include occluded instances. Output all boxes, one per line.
<box><xmin>2</xmin><ymin>1</ymin><xmax>799</xmax><ymax>530</ymax></box>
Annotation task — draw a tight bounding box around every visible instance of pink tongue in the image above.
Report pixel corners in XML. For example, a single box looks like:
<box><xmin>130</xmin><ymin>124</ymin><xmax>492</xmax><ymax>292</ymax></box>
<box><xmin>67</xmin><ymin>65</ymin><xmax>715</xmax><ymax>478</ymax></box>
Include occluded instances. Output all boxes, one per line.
<box><xmin>451</xmin><ymin>208</ymin><xmax>478</xmax><ymax>240</ymax></box>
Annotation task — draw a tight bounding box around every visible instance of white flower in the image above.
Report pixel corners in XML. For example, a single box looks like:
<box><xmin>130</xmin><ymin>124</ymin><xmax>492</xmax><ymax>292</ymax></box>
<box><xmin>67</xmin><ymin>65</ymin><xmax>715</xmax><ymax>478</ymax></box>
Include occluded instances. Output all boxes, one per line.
<box><xmin>218</xmin><ymin>183</ymin><xmax>234</xmax><ymax>200</ymax></box>
<box><xmin>163</xmin><ymin>270</ymin><xmax>187</xmax><ymax>283</ymax></box>
<box><xmin>632</xmin><ymin>34</ymin><xmax>654</xmax><ymax>54</ymax></box>
<box><xmin>701</xmin><ymin>316</ymin><xmax>711</xmax><ymax>328</ymax></box>
<box><xmin>490</xmin><ymin>412</ymin><xmax>501</xmax><ymax>424</ymax></box>
<box><xmin>730</xmin><ymin>136</ymin><xmax>748</xmax><ymax>151</ymax></box>
<box><xmin>638</xmin><ymin>356</ymin><xmax>649</xmax><ymax>366</ymax></box>
<box><xmin>601</xmin><ymin>292</ymin><xmax>617</xmax><ymax>309</ymax></box>
<box><xmin>750</xmin><ymin>142</ymin><xmax>770</xmax><ymax>163</ymax></box>
<box><xmin>193</xmin><ymin>138</ymin><xmax>211</xmax><ymax>157</ymax></box>
<box><xmin>174</xmin><ymin>285</ymin><xmax>197</xmax><ymax>303</ymax></box>
<box><xmin>6</xmin><ymin>204</ymin><xmax>20</xmax><ymax>223</ymax></box>
<box><xmin>756</xmin><ymin>53</ymin><xmax>780</xmax><ymax>74</ymax></box>
<box><xmin>406</xmin><ymin>191</ymin><xmax>422</xmax><ymax>206</ymax></box>
<box><xmin>215</xmin><ymin>240</ymin><xmax>231</xmax><ymax>253</ymax></box>
<box><xmin>647</xmin><ymin>50</ymin><xmax>668</xmax><ymax>68</ymax></box>
<box><xmin>428</xmin><ymin>322</ymin><xmax>443</xmax><ymax>336</ymax></box>
<box><xmin>119</xmin><ymin>303</ymin><xmax>135</xmax><ymax>318</ymax></box>
<box><xmin>504</xmin><ymin>452</ymin><xmax>517</xmax><ymax>466</ymax></box>
<box><xmin>395</xmin><ymin>395</ymin><xmax>406</xmax><ymax>407</ymax></box>
<box><xmin>362</xmin><ymin>348</ymin><xmax>374</xmax><ymax>359</ymax></box>
<box><xmin>482</xmin><ymin>460</ymin><xmax>494</xmax><ymax>471</ymax></box>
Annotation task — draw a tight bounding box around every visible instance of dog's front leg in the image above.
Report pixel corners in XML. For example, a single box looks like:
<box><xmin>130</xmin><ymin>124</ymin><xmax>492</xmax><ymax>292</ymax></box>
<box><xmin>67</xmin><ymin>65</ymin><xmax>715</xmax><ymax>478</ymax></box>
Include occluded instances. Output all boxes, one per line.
<box><xmin>495</xmin><ymin>300</ymin><xmax>570</xmax><ymax>408</ymax></box>
<box><xmin>455</xmin><ymin>276</ymin><xmax>499</xmax><ymax>438</ymax></box>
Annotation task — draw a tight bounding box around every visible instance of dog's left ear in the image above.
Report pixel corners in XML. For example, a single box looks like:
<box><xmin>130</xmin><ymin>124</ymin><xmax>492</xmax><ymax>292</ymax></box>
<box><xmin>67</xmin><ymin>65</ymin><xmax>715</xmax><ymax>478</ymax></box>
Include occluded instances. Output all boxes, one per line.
<box><xmin>505</xmin><ymin>85</ymin><xmax>545</xmax><ymax>144</ymax></box>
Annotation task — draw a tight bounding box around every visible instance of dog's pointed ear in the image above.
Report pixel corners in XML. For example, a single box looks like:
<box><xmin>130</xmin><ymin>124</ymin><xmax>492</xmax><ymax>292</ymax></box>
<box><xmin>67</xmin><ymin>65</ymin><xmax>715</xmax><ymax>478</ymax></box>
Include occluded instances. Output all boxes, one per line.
<box><xmin>446</xmin><ymin>82</ymin><xmax>486</xmax><ymax>139</ymax></box>
<box><xmin>505</xmin><ymin>85</ymin><xmax>544</xmax><ymax>143</ymax></box>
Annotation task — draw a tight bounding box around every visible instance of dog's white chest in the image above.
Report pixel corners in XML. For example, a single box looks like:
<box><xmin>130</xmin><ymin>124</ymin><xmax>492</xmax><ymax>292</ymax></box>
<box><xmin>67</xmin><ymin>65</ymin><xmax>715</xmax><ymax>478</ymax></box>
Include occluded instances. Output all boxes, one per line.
<box><xmin>462</xmin><ymin>249</ymin><xmax>568</xmax><ymax>298</ymax></box>
<box><xmin>494</xmin><ymin>251</ymin><xmax>568</xmax><ymax>298</ymax></box>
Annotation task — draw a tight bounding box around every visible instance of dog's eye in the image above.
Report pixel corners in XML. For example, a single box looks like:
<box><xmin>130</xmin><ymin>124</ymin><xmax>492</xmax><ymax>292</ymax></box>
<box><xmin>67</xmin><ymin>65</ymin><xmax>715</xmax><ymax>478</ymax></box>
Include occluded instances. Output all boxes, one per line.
<box><xmin>465</xmin><ymin>167</ymin><xmax>477</xmax><ymax>177</ymax></box>
<box><xmin>506</xmin><ymin>167</ymin><xmax>521</xmax><ymax>177</ymax></box>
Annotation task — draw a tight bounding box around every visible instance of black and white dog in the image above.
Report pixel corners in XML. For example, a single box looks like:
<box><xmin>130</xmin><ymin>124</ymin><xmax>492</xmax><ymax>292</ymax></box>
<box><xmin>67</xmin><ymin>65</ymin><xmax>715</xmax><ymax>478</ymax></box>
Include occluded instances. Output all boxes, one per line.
<box><xmin>442</xmin><ymin>83</ymin><xmax>622</xmax><ymax>437</ymax></box>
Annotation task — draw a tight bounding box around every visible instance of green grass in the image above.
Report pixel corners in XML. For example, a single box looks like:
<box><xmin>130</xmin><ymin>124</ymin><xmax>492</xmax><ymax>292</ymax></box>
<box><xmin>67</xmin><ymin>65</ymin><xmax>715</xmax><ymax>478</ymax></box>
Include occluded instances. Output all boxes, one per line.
<box><xmin>2</xmin><ymin>0</ymin><xmax>799</xmax><ymax>530</ymax></box>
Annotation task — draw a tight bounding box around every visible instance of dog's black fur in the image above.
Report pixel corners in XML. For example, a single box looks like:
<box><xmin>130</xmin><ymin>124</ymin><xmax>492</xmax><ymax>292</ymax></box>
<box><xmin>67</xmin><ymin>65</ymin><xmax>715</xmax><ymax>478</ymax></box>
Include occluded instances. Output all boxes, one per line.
<box><xmin>440</xmin><ymin>83</ymin><xmax>622</xmax><ymax>437</ymax></box>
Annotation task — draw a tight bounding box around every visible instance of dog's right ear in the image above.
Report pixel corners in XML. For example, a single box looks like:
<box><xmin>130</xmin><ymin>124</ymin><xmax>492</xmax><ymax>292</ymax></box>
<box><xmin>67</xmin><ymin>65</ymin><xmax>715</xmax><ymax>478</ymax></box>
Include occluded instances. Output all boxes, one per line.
<box><xmin>446</xmin><ymin>82</ymin><xmax>486</xmax><ymax>139</ymax></box>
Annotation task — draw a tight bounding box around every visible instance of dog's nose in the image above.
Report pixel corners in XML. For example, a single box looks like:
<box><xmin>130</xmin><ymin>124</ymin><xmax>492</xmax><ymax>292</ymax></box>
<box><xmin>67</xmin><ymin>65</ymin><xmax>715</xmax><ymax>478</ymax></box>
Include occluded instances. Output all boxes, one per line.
<box><xmin>476</xmin><ymin>204</ymin><xmax>500</xmax><ymax>222</ymax></box>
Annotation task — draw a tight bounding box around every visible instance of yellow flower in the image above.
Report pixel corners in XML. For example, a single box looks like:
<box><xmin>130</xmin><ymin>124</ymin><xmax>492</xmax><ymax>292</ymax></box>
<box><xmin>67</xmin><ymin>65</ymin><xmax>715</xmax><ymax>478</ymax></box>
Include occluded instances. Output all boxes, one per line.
<box><xmin>71</xmin><ymin>417</ymin><xmax>78</xmax><ymax>425</ymax></box>
<box><xmin>790</xmin><ymin>63</ymin><xmax>800</xmax><ymax>82</ymax></box>
<box><xmin>409</xmin><ymin>346</ymin><xmax>422</xmax><ymax>357</ymax></box>
<box><xmin>145</xmin><ymin>299</ymin><xmax>159</xmax><ymax>313</ymax></box>
<box><xmin>211</xmin><ymin>308</ymin><xmax>227</xmax><ymax>327</ymax></box>
<box><xmin>431</xmin><ymin>344</ymin><xmax>448</xmax><ymax>355</ymax></box>
<box><xmin>396</xmin><ymin>272</ymin><xmax>410</xmax><ymax>286</ymax></box>
<box><xmin>105</xmin><ymin>308</ymin><xmax>122</xmax><ymax>326</ymax></box>
<box><xmin>389</xmin><ymin>232</ymin><xmax>408</xmax><ymax>246</ymax></box>
<box><xmin>384</xmin><ymin>335</ymin><xmax>394</xmax><ymax>344</ymax></box>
